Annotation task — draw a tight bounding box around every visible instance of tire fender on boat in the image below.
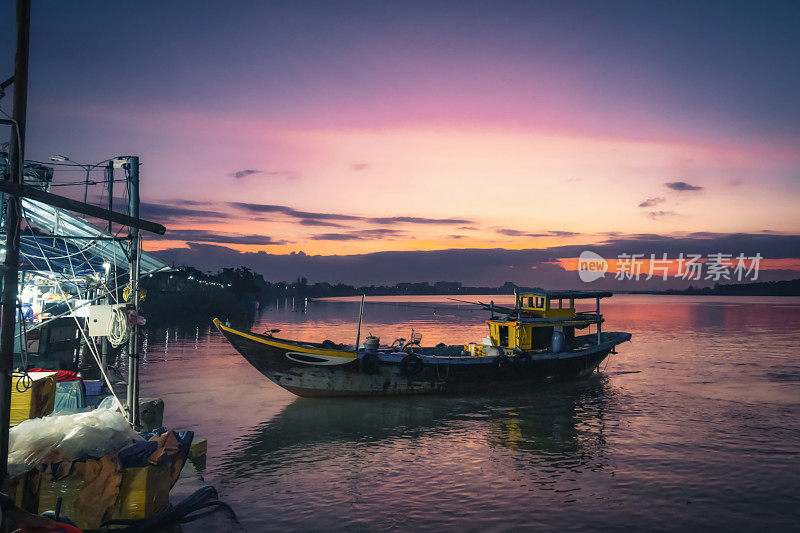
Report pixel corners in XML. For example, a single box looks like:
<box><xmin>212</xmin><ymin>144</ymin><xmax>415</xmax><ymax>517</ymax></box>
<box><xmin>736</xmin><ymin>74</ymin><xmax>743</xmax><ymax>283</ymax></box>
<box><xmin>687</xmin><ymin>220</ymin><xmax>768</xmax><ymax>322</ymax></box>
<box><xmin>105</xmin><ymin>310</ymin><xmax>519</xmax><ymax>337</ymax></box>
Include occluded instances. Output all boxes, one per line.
<box><xmin>514</xmin><ymin>353</ymin><xmax>532</xmax><ymax>369</ymax></box>
<box><xmin>361</xmin><ymin>352</ymin><xmax>380</xmax><ymax>374</ymax></box>
<box><xmin>495</xmin><ymin>354</ymin><xmax>510</xmax><ymax>372</ymax></box>
<box><xmin>400</xmin><ymin>353</ymin><xmax>424</xmax><ymax>377</ymax></box>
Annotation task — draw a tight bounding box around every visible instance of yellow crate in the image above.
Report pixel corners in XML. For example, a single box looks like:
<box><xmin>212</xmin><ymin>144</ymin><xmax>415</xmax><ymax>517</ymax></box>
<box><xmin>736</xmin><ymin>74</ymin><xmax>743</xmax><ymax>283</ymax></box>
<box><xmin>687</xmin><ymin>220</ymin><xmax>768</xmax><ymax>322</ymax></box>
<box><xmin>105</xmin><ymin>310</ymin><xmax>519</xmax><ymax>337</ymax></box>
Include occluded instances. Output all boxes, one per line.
<box><xmin>189</xmin><ymin>438</ymin><xmax>207</xmax><ymax>459</ymax></box>
<box><xmin>112</xmin><ymin>463</ymin><xmax>171</xmax><ymax>522</ymax></box>
<box><xmin>10</xmin><ymin>372</ymin><xmax>56</xmax><ymax>426</ymax></box>
<box><xmin>9</xmin><ymin>468</ymin><xmax>39</xmax><ymax>513</ymax></box>
<box><xmin>38</xmin><ymin>473</ymin><xmax>87</xmax><ymax>527</ymax></box>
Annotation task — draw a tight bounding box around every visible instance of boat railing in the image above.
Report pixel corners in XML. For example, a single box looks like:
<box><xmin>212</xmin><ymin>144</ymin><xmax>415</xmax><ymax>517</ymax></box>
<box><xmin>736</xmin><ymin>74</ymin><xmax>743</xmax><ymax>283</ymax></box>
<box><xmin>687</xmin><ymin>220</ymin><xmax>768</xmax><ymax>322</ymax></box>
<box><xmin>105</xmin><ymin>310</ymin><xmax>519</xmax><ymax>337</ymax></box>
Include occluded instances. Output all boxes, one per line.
<box><xmin>516</xmin><ymin>312</ymin><xmax>603</xmax><ymax>325</ymax></box>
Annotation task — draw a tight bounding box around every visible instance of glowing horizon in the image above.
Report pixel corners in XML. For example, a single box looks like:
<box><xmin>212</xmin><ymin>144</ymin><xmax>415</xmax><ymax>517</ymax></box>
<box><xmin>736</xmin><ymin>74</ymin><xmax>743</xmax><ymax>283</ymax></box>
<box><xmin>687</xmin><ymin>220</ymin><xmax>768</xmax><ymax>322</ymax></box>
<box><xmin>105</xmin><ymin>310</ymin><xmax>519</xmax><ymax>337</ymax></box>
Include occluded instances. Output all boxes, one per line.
<box><xmin>3</xmin><ymin>0</ymin><xmax>798</xmax><ymax>275</ymax></box>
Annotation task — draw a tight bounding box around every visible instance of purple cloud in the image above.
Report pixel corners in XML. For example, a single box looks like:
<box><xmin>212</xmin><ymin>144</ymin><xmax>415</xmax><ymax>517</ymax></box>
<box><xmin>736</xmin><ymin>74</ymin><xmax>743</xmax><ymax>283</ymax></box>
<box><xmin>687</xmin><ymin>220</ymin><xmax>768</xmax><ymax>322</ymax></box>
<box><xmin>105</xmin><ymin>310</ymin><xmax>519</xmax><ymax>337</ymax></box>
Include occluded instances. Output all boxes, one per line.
<box><xmin>638</xmin><ymin>196</ymin><xmax>666</xmax><ymax>207</ymax></box>
<box><xmin>665</xmin><ymin>181</ymin><xmax>703</xmax><ymax>191</ymax></box>
<box><xmin>647</xmin><ymin>210</ymin><xmax>678</xmax><ymax>218</ymax></box>
<box><xmin>231</xmin><ymin>169</ymin><xmax>263</xmax><ymax>179</ymax></box>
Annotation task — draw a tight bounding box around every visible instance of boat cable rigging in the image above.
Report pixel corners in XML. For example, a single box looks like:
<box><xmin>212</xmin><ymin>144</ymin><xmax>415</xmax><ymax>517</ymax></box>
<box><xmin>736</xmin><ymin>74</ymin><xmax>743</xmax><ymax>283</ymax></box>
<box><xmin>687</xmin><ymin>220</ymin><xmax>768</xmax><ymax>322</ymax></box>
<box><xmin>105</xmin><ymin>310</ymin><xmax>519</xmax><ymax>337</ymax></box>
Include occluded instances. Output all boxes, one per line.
<box><xmin>15</xmin><ymin>299</ymin><xmax>32</xmax><ymax>392</ymax></box>
<box><xmin>18</xmin><ymin>204</ymin><xmax>142</xmax><ymax>423</ymax></box>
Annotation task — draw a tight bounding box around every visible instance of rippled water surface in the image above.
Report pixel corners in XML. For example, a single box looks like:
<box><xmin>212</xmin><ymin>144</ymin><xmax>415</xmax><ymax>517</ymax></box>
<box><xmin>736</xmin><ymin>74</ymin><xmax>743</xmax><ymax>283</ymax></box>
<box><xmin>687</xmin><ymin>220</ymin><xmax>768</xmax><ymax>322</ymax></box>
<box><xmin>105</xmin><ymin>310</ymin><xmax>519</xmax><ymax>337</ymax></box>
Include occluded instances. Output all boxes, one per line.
<box><xmin>137</xmin><ymin>295</ymin><xmax>800</xmax><ymax>531</ymax></box>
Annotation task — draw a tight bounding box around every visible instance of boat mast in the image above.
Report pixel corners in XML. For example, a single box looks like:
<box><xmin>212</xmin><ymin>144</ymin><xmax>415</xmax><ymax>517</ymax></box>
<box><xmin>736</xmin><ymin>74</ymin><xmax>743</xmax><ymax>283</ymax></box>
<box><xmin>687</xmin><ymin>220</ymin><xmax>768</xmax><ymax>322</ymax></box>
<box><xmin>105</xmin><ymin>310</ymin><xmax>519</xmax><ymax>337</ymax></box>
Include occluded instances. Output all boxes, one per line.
<box><xmin>354</xmin><ymin>294</ymin><xmax>365</xmax><ymax>350</ymax></box>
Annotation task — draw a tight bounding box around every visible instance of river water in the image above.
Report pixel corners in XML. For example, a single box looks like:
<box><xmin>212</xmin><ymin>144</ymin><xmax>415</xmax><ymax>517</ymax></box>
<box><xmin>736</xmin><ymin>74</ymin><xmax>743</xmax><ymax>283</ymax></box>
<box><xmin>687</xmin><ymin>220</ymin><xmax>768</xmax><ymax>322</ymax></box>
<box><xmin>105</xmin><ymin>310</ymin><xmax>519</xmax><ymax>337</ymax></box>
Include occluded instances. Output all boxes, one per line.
<box><xmin>137</xmin><ymin>295</ymin><xmax>800</xmax><ymax>531</ymax></box>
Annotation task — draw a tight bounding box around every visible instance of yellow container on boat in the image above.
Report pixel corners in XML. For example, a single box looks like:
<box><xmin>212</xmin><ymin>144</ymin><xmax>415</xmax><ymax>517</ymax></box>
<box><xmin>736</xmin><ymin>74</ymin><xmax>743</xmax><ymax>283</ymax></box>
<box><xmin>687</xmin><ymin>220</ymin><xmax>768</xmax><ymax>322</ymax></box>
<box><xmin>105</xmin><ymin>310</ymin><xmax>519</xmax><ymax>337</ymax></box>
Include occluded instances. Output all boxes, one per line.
<box><xmin>39</xmin><ymin>462</ymin><xmax>172</xmax><ymax>528</ymax></box>
<box><xmin>189</xmin><ymin>438</ymin><xmax>207</xmax><ymax>459</ymax></box>
<box><xmin>9</xmin><ymin>468</ymin><xmax>39</xmax><ymax>513</ymax></box>
<box><xmin>10</xmin><ymin>371</ymin><xmax>56</xmax><ymax>426</ymax></box>
<box><xmin>112</xmin><ymin>463</ymin><xmax>171</xmax><ymax>522</ymax></box>
<box><xmin>37</xmin><ymin>473</ymin><xmax>89</xmax><ymax>527</ymax></box>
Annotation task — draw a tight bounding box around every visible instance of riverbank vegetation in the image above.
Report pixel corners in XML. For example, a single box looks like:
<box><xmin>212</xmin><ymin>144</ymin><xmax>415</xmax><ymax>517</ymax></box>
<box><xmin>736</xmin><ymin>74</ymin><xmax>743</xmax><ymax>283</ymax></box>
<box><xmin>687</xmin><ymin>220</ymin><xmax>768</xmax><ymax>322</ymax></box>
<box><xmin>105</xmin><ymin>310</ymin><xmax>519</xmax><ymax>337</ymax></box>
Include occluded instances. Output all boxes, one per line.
<box><xmin>139</xmin><ymin>267</ymin><xmax>519</xmax><ymax>323</ymax></box>
<box><xmin>139</xmin><ymin>266</ymin><xmax>800</xmax><ymax>324</ymax></box>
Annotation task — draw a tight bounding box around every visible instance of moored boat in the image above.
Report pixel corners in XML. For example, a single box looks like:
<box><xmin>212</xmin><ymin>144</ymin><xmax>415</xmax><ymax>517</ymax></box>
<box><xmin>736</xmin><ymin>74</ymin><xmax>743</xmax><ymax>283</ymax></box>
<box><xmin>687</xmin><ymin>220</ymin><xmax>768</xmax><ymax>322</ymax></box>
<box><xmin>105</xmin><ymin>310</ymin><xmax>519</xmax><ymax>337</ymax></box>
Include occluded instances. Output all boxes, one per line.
<box><xmin>213</xmin><ymin>289</ymin><xmax>632</xmax><ymax>397</ymax></box>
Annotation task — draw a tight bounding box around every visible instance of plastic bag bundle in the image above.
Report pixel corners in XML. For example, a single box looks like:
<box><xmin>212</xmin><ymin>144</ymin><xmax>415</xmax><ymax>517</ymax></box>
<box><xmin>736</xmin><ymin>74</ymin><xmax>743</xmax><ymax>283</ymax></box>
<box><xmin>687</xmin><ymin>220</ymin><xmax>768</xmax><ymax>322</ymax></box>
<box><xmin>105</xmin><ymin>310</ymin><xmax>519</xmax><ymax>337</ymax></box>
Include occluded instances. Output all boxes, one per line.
<box><xmin>8</xmin><ymin>404</ymin><xmax>143</xmax><ymax>477</ymax></box>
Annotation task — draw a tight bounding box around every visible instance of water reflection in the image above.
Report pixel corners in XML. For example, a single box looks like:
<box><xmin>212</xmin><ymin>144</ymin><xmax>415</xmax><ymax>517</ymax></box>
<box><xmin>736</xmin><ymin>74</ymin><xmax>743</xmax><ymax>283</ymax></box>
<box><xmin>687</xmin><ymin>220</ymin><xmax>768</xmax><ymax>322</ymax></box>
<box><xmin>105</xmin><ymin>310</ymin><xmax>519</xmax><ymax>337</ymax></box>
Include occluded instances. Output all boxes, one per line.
<box><xmin>215</xmin><ymin>376</ymin><xmax>616</xmax><ymax>482</ymax></box>
<box><xmin>137</xmin><ymin>295</ymin><xmax>800</xmax><ymax>532</ymax></box>
<box><xmin>486</xmin><ymin>378</ymin><xmax>611</xmax><ymax>462</ymax></box>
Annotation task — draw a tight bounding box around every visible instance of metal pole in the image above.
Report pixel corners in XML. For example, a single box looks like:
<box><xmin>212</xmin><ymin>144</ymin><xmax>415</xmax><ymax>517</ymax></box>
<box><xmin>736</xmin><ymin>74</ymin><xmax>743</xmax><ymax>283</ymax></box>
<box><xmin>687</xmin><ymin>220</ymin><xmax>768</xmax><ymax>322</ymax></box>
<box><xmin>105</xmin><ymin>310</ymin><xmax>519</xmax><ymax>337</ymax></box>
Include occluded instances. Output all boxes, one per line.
<box><xmin>596</xmin><ymin>297</ymin><xmax>601</xmax><ymax>345</ymax></box>
<box><xmin>0</xmin><ymin>0</ymin><xmax>30</xmax><ymax>488</ymax></box>
<box><xmin>109</xmin><ymin>161</ymin><xmax>117</xmax><ymax>310</ymax></box>
<box><xmin>101</xmin><ymin>316</ymin><xmax>108</xmax><ymax>372</ymax></box>
<box><xmin>132</xmin><ymin>234</ymin><xmax>141</xmax><ymax>423</ymax></box>
<box><xmin>0</xmin><ymin>179</ymin><xmax>165</xmax><ymax>234</ymax></box>
<box><xmin>102</xmin><ymin>161</ymin><xmax>113</xmax><ymax>371</ymax></box>
<box><xmin>354</xmin><ymin>294</ymin><xmax>365</xmax><ymax>350</ymax></box>
<box><xmin>106</xmin><ymin>161</ymin><xmax>113</xmax><ymax>233</ymax></box>
<box><xmin>126</xmin><ymin>156</ymin><xmax>140</xmax><ymax>426</ymax></box>
<box><xmin>83</xmin><ymin>165</ymin><xmax>90</xmax><ymax>204</ymax></box>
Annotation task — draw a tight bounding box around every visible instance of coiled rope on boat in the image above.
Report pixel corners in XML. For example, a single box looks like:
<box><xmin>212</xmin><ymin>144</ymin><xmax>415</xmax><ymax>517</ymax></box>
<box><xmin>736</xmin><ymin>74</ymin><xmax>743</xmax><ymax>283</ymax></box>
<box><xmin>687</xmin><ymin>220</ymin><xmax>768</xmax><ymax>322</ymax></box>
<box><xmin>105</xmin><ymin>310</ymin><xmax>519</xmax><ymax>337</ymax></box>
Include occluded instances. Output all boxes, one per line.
<box><xmin>400</xmin><ymin>353</ymin><xmax>424</xmax><ymax>377</ymax></box>
<box><xmin>360</xmin><ymin>352</ymin><xmax>380</xmax><ymax>374</ymax></box>
<box><xmin>514</xmin><ymin>353</ymin><xmax>532</xmax><ymax>369</ymax></box>
<box><xmin>435</xmin><ymin>361</ymin><xmax>450</xmax><ymax>381</ymax></box>
<box><xmin>108</xmin><ymin>306</ymin><xmax>130</xmax><ymax>347</ymax></box>
<box><xmin>494</xmin><ymin>354</ymin><xmax>510</xmax><ymax>372</ymax></box>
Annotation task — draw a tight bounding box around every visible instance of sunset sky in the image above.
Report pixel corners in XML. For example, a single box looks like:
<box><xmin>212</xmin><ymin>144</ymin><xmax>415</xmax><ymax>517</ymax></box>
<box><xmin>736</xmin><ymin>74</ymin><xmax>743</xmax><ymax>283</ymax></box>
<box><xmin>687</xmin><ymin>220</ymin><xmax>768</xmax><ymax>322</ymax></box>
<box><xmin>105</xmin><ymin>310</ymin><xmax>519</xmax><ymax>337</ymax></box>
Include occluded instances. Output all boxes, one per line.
<box><xmin>2</xmin><ymin>1</ymin><xmax>799</xmax><ymax>285</ymax></box>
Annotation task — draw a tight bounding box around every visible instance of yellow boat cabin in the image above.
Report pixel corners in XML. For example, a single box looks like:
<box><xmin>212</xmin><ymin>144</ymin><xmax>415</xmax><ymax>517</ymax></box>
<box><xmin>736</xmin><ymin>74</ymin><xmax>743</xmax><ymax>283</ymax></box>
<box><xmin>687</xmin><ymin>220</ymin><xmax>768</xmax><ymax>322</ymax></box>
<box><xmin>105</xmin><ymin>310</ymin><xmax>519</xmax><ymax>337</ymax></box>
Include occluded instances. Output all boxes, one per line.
<box><xmin>467</xmin><ymin>289</ymin><xmax>613</xmax><ymax>356</ymax></box>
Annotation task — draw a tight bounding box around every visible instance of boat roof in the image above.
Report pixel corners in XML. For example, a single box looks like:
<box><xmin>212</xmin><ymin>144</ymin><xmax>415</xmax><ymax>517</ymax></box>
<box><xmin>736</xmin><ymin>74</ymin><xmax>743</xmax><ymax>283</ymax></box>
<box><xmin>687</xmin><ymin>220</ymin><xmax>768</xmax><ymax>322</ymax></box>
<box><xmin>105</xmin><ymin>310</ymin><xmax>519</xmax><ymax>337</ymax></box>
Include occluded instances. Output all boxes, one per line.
<box><xmin>518</xmin><ymin>289</ymin><xmax>613</xmax><ymax>300</ymax></box>
<box><xmin>19</xmin><ymin>198</ymin><xmax>170</xmax><ymax>275</ymax></box>
<box><xmin>1</xmin><ymin>156</ymin><xmax>170</xmax><ymax>277</ymax></box>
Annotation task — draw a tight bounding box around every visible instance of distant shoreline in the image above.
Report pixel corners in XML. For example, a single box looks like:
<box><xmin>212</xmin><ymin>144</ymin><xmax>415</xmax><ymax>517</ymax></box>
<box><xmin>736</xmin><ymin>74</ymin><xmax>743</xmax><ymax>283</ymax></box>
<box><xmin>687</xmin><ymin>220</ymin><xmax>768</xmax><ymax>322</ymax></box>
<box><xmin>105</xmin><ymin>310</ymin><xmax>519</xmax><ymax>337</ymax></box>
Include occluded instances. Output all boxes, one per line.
<box><xmin>320</xmin><ymin>290</ymin><xmax>800</xmax><ymax>298</ymax></box>
<box><xmin>616</xmin><ymin>278</ymin><xmax>800</xmax><ymax>297</ymax></box>
<box><xmin>313</xmin><ymin>278</ymin><xmax>800</xmax><ymax>298</ymax></box>
<box><xmin>141</xmin><ymin>269</ymin><xmax>800</xmax><ymax>325</ymax></box>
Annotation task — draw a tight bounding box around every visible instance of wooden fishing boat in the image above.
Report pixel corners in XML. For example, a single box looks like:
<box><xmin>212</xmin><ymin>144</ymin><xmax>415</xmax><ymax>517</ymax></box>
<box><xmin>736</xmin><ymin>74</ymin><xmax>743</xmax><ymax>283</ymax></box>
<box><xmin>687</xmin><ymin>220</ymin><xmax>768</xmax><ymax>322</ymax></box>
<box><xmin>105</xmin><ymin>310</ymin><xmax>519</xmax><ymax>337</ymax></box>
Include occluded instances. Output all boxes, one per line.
<box><xmin>213</xmin><ymin>290</ymin><xmax>632</xmax><ymax>398</ymax></box>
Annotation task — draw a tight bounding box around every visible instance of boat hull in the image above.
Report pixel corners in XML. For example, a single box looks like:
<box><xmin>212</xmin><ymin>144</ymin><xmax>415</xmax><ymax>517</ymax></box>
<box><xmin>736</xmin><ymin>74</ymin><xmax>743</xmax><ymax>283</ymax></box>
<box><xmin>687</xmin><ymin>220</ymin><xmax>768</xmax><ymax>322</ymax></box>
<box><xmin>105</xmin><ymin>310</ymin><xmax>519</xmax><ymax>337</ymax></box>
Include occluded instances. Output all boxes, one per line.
<box><xmin>213</xmin><ymin>319</ymin><xmax>631</xmax><ymax>398</ymax></box>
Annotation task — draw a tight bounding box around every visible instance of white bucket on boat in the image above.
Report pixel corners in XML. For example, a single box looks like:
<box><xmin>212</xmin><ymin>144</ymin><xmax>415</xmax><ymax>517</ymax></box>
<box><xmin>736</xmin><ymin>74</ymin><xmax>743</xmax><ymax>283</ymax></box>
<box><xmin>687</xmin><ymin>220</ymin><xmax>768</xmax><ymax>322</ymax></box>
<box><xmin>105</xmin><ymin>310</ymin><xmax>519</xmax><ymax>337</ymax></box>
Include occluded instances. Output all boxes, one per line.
<box><xmin>364</xmin><ymin>335</ymin><xmax>380</xmax><ymax>352</ymax></box>
<box><xmin>551</xmin><ymin>331</ymin><xmax>565</xmax><ymax>353</ymax></box>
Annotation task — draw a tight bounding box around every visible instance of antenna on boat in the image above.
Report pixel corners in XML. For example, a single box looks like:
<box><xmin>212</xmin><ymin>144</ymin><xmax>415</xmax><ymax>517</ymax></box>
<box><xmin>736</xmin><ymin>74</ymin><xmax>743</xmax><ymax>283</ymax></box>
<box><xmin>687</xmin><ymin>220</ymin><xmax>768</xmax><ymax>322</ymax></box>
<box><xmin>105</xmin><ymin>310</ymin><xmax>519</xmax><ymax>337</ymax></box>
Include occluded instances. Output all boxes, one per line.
<box><xmin>354</xmin><ymin>294</ymin><xmax>365</xmax><ymax>351</ymax></box>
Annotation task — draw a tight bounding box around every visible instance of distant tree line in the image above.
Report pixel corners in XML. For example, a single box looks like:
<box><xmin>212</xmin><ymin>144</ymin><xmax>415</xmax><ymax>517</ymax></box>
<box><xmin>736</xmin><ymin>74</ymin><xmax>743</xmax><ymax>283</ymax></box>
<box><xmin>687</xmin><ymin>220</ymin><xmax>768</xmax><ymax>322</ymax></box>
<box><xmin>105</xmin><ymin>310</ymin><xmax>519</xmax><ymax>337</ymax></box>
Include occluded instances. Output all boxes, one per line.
<box><xmin>139</xmin><ymin>266</ymin><xmax>520</xmax><ymax>324</ymax></box>
<box><xmin>635</xmin><ymin>278</ymin><xmax>800</xmax><ymax>296</ymax></box>
<box><xmin>139</xmin><ymin>265</ymin><xmax>800</xmax><ymax>324</ymax></box>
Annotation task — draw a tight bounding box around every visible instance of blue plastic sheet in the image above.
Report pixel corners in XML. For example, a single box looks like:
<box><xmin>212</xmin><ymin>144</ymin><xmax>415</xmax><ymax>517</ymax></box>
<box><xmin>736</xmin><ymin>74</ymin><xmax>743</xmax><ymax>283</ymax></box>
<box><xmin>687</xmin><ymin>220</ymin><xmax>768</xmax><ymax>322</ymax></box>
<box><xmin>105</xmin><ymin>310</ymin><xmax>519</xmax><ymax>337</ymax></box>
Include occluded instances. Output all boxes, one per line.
<box><xmin>53</xmin><ymin>380</ymin><xmax>87</xmax><ymax>412</ymax></box>
<box><xmin>118</xmin><ymin>441</ymin><xmax>158</xmax><ymax>467</ymax></box>
<box><xmin>120</xmin><ymin>429</ymin><xmax>195</xmax><ymax>470</ymax></box>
